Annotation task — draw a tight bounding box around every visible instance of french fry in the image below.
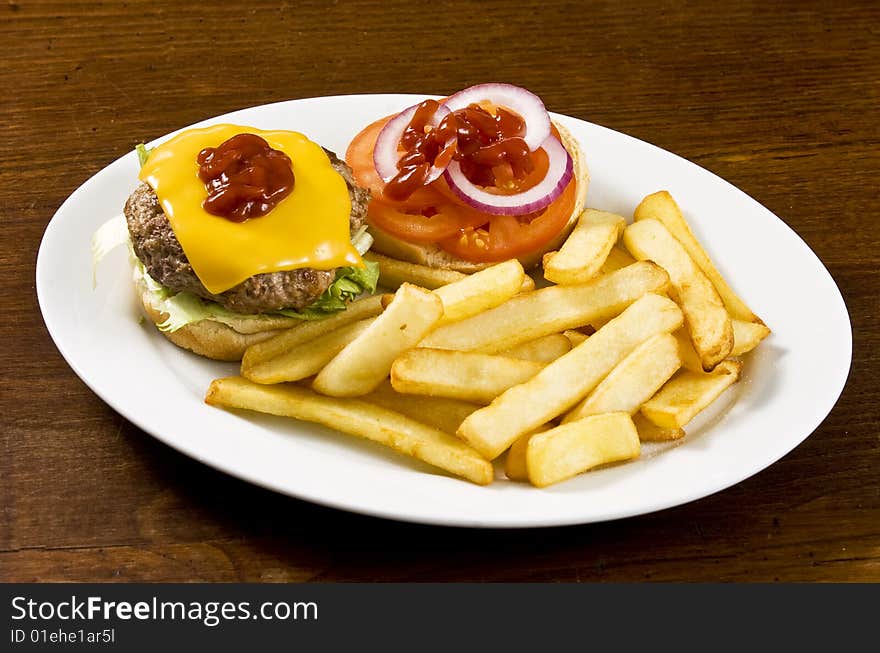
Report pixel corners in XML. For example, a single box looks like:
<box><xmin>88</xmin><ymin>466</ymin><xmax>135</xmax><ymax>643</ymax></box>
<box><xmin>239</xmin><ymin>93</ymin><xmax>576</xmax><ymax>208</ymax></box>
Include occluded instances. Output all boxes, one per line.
<box><xmin>587</xmin><ymin>250</ymin><xmax>645</xmax><ymax>332</ymax></box>
<box><xmin>457</xmin><ymin>293</ymin><xmax>684</xmax><ymax>459</ymax></box>
<box><xmin>632</xmin><ymin>413</ymin><xmax>685</xmax><ymax>442</ymax></box>
<box><xmin>562</xmin><ymin>329</ymin><xmax>589</xmax><ymax>347</ymax></box>
<box><xmin>420</xmin><ymin>261</ymin><xmax>670</xmax><ymax>354</ymax></box>
<box><xmin>313</xmin><ymin>283</ymin><xmax>443</xmax><ymax>397</ymax></box>
<box><xmin>673</xmin><ymin>328</ymin><xmax>704</xmax><ymax>372</ymax></box>
<box><xmin>500</xmin><ymin>333</ymin><xmax>572</xmax><ymax>363</ymax></box>
<box><xmin>391</xmin><ymin>349</ymin><xmax>544</xmax><ymax>404</ymax></box>
<box><xmin>543</xmin><ymin>209</ymin><xmax>626</xmax><ymax>285</ymax></box>
<box><xmin>681</xmin><ymin>320</ymin><xmax>768</xmax><ymax>369</ymax></box>
<box><xmin>504</xmin><ymin>426</ymin><xmax>552</xmax><ymax>482</ymax></box>
<box><xmin>624</xmin><ymin>219</ymin><xmax>733</xmax><ymax>370</ymax></box>
<box><xmin>526</xmin><ymin>413</ymin><xmax>640</xmax><ymax>487</ymax></box>
<box><xmin>600</xmin><ymin>245</ymin><xmax>637</xmax><ymax>274</ymax></box>
<box><xmin>731</xmin><ymin>318</ymin><xmax>771</xmax><ymax>356</ymax></box>
<box><xmin>205</xmin><ymin>377</ymin><xmax>493</xmax><ymax>485</ymax></box>
<box><xmin>640</xmin><ymin>359</ymin><xmax>742</xmax><ymax>429</ymax></box>
<box><xmin>504</xmin><ymin>432</ymin><xmax>533</xmax><ymax>482</ymax></box>
<box><xmin>519</xmin><ymin>274</ymin><xmax>536</xmax><ymax>293</ymax></box>
<box><xmin>364</xmin><ymin>251</ymin><xmax>467</xmax><ymax>290</ymax></box>
<box><xmin>362</xmin><ymin>381</ymin><xmax>480</xmax><ymax>434</ymax></box>
<box><xmin>240</xmin><ymin>293</ymin><xmax>387</xmax><ymax>370</ymax></box>
<box><xmin>634</xmin><ymin>191</ymin><xmax>763</xmax><ymax>324</ymax></box>
<box><xmin>564</xmin><ymin>332</ymin><xmax>682</xmax><ymax>422</ymax></box>
<box><xmin>242</xmin><ymin>318</ymin><xmax>374</xmax><ymax>384</ymax></box>
<box><xmin>434</xmin><ymin>259</ymin><xmax>524</xmax><ymax>325</ymax></box>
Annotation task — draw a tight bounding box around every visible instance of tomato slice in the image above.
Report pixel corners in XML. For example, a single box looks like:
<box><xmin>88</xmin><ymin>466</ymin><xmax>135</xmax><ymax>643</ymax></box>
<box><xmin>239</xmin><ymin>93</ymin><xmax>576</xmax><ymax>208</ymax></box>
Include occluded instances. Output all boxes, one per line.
<box><xmin>346</xmin><ymin>116</ymin><xmax>442</xmax><ymax>210</ymax></box>
<box><xmin>348</xmin><ymin>116</ymin><xmax>494</xmax><ymax>243</ymax></box>
<box><xmin>367</xmin><ymin>195</ymin><xmax>491</xmax><ymax>244</ymax></box>
<box><xmin>437</xmin><ymin>178</ymin><xmax>577</xmax><ymax>263</ymax></box>
<box><xmin>480</xmin><ymin>146</ymin><xmax>550</xmax><ymax>195</ymax></box>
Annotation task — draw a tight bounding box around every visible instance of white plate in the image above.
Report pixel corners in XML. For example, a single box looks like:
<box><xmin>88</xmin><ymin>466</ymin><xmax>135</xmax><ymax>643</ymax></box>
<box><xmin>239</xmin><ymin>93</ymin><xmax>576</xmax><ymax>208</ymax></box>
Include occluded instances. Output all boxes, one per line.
<box><xmin>37</xmin><ymin>94</ymin><xmax>852</xmax><ymax>528</ymax></box>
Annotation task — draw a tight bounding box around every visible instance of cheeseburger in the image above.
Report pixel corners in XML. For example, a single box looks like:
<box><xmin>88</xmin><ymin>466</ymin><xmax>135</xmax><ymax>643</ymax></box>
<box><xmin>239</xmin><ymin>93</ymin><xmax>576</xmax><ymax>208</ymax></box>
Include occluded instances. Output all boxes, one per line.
<box><xmin>94</xmin><ymin>124</ymin><xmax>377</xmax><ymax>361</ymax></box>
<box><xmin>345</xmin><ymin>83</ymin><xmax>588</xmax><ymax>272</ymax></box>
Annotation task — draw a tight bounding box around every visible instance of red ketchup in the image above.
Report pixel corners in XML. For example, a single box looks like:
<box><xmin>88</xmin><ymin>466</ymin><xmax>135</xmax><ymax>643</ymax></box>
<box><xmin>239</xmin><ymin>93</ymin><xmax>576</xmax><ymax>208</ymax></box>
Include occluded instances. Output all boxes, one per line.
<box><xmin>197</xmin><ymin>133</ymin><xmax>295</xmax><ymax>222</ymax></box>
<box><xmin>384</xmin><ymin>100</ymin><xmax>533</xmax><ymax>201</ymax></box>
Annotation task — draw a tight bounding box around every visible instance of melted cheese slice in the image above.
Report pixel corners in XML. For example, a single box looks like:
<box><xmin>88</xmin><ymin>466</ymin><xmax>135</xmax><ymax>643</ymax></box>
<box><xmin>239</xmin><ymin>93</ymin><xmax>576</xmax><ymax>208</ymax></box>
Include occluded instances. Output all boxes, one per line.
<box><xmin>139</xmin><ymin>123</ymin><xmax>361</xmax><ymax>295</ymax></box>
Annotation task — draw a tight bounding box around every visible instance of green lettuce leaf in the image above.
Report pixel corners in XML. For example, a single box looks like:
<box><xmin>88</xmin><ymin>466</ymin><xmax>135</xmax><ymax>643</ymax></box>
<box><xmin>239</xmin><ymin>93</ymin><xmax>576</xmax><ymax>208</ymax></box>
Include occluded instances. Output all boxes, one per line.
<box><xmin>90</xmin><ymin>214</ymin><xmax>130</xmax><ymax>287</ymax></box>
<box><xmin>275</xmin><ymin>261</ymin><xmax>380</xmax><ymax>321</ymax></box>
<box><xmin>136</xmin><ymin>143</ymin><xmax>152</xmax><ymax>167</ymax></box>
<box><xmin>144</xmin><ymin>261</ymin><xmax>379</xmax><ymax>330</ymax></box>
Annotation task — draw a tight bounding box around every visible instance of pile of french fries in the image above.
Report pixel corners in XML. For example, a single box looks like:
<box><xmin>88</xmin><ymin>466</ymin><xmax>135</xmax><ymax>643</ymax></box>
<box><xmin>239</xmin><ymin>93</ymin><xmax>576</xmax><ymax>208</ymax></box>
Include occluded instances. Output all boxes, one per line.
<box><xmin>205</xmin><ymin>191</ymin><xmax>769</xmax><ymax>488</ymax></box>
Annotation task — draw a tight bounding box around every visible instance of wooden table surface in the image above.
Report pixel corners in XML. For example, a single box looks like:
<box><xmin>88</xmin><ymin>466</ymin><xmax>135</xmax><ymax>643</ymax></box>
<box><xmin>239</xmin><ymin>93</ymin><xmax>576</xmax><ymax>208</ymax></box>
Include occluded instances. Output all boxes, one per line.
<box><xmin>2</xmin><ymin>0</ymin><xmax>877</xmax><ymax>582</ymax></box>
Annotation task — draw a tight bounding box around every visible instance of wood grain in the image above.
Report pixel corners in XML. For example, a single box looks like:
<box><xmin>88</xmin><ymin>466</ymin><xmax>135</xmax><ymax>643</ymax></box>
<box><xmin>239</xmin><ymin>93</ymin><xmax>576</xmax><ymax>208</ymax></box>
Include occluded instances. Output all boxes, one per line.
<box><xmin>2</xmin><ymin>0</ymin><xmax>878</xmax><ymax>582</ymax></box>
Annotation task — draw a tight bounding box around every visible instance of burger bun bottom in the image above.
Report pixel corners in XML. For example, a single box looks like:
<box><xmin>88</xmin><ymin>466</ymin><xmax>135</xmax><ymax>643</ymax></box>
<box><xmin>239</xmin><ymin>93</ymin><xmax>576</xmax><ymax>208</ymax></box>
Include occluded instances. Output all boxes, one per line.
<box><xmin>135</xmin><ymin>278</ymin><xmax>295</xmax><ymax>362</ymax></box>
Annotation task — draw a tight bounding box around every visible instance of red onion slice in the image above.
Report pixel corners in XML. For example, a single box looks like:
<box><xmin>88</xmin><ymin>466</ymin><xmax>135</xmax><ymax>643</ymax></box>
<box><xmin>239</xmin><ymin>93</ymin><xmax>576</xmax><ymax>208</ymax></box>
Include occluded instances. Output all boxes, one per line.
<box><xmin>442</xmin><ymin>135</ymin><xmax>573</xmax><ymax>216</ymax></box>
<box><xmin>442</xmin><ymin>83</ymin><xmax>551</xmax><ymax>151</ymax></box>
<box><xmin>373</xmin><ymin>102</ymin><xmax>452</xmax><ymax>184</ymax></box>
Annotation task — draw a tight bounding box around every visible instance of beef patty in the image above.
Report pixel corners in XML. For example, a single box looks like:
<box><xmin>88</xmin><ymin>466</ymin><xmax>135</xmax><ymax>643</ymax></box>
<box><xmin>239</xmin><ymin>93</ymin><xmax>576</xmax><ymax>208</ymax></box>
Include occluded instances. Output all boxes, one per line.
<box><xmin>125</xmin><ymin>149</ymin><xmax>369</xmax><ymax>314</ymax></box>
